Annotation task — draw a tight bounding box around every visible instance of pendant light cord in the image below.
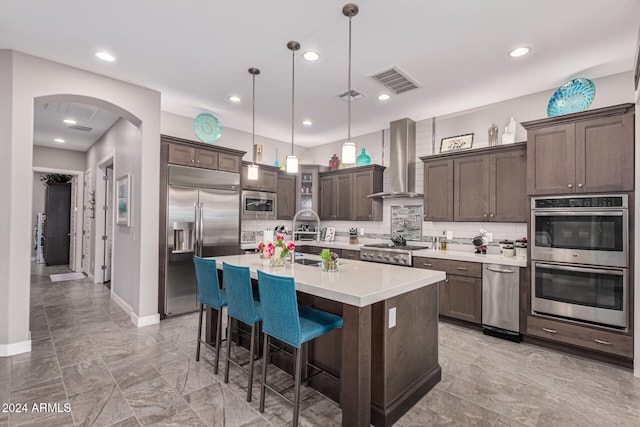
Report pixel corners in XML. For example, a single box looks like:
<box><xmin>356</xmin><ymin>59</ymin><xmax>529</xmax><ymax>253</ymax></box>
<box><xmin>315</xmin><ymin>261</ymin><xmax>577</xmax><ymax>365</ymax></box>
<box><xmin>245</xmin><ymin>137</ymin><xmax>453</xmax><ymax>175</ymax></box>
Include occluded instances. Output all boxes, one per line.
<box><xmin>347</xmin><ymin>13</ymin><xmax>352</xmax><ymax>143</ymax></box>
<box><xmin>291</xmin><ymin>46</ymin><xmax>295</xmax><ymax>156</ymax></box>
<box><xmin>252</xmin><ymin>72</ymin><xmax>256</xmax><ymax>162</ymax></box>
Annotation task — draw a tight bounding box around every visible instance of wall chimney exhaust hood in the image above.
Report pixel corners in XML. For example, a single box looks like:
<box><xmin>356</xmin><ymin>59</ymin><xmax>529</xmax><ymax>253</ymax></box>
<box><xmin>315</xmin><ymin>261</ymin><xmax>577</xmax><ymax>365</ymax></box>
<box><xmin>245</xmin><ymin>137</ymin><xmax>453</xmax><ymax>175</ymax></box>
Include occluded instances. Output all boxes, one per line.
<box><xmin>367</xmin><ymin>118</ymin><xmax>423</xmax><ymax>199</ymax></box>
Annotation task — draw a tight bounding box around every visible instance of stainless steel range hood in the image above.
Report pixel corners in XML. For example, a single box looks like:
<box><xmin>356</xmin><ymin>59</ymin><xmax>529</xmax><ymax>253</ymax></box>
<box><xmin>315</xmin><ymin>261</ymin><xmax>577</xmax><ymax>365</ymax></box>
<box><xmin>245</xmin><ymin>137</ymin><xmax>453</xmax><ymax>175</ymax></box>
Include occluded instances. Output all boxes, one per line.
<box><xmin>367</xmin><ymin>118</ymin><xmax>423</xmax><ymax>199</ymax></box>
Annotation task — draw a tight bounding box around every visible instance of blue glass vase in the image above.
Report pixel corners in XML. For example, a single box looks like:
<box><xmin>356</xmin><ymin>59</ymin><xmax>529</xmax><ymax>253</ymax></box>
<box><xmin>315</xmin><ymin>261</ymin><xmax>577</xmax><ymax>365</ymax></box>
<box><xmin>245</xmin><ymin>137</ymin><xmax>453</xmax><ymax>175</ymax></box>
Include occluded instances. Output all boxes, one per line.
<box><xmin>356</xmin><ymin>148</ymin><xmax>371</xmax><ymax>166</ymax></box>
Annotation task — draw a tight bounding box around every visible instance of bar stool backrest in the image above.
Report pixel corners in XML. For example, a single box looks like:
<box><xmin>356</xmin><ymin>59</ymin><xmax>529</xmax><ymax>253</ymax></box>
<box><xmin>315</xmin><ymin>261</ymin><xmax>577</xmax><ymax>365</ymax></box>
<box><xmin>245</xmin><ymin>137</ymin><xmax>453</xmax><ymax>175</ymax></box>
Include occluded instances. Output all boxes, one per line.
<box><xmin>256</xmin><ymin>270</ymin><xmax>302</xmax><ymax>348</ymax></box>
<box><xmin>222</xmin><ymin>262</ymin><xmax>259</xmax><ymax>325</ymax></box>
<box><xmin>193</xmin><ymin>256</ymin><xmax>224</xmax><ymax>310</ymax></box>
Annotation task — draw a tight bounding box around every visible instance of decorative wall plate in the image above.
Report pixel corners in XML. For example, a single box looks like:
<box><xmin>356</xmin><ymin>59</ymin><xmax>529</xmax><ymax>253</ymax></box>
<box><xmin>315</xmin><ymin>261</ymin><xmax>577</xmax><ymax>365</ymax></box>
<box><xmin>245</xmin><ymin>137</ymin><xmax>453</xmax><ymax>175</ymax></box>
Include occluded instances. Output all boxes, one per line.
<box><xmin>547</xmin><ymin>78</ymin><xmax>595</xmax><ymax>117</ymax></box>
<box><xmin>193</xmin><ymin>112</ymin><xmax>222</xmax><ymax>143</ymax></box>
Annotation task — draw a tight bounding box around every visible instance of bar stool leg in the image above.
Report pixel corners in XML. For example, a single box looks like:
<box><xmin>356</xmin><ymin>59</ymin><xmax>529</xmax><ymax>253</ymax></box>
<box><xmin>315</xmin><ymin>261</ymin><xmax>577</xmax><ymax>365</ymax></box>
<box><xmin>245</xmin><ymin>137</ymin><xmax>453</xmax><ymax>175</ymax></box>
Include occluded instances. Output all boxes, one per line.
<box><xmin>259</xmin><ymin>334</ymin><xmax>269</xmax><ymax>413</ymax></box>
<box><xmin>224</xmin><ymin>315</ymin><xmax>232</xmax><ymax>383</ymax></box>
<box><xmin>293</xmin><ymin>346</ymin><xmax>303</xmax><ymax>427</ymax></box>
<box><xmin>214</xmin><ymin>307</ymin><xmax>223</xmax><ymax>374</ymax></box>
<box><xmin>196</xmin><ymin>303</ymin><xmax>204</xmax><ymax>361</ymax></box>
<box><xmin>247</xmin><ymin>323</ymin><xmax>257</xmax><ymax>402</ymax></box>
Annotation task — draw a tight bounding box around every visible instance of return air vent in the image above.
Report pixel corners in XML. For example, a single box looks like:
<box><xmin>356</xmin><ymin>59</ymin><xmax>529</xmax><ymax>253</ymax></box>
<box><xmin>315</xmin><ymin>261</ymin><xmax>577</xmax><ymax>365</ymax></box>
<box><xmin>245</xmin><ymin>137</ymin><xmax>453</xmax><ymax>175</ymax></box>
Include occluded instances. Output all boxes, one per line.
<box><xmin>337</xmin><ymin>89</ymin><xmax>364</xmax><ymax>101</ymax></box>
<box><xmin>44</xmin><ymin>102</ymin><xmax>99</xmax><ymax>120</ymax></box>
<box><xmin>67</xmin><ymin>124</ymin><xmax>93</xmax><ymax>132</ymax></box>
<box><xmin>370</xmin><ymin>67</ymin><xmax>420</xmax><ymax>94</ymax></box>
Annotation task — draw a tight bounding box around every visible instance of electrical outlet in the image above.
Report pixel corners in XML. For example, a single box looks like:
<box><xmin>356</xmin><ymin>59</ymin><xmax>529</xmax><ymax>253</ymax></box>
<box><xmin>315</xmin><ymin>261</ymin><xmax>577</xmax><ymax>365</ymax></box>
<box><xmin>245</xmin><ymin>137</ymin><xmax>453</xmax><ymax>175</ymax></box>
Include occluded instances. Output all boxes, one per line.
<box><xmin>359</xmin><ymin>228</ymin><xmax>365</xmax><ymax>236</ymax></box>
<box><xmin>486</xmin><ymin>232</ymin><xmax>493</xmax><ymax>242</ymax></box>
<box><xmin>446</xmin><ymin>231</ymin><xmax>453</xmax><ymax>240</ymax></box>
<box><xmin>389</xmin><ymin>307</ymin><xmax>396</xmax><ymax>328</ymax></box>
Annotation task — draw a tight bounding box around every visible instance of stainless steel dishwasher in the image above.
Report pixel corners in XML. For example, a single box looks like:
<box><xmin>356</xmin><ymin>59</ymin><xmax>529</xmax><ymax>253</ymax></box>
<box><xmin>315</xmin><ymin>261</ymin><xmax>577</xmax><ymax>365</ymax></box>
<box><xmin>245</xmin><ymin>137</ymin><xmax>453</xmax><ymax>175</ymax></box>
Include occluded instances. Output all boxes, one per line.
<box><xmin>482</xmin><ymin>263</ymin><xmax>521</xmax><ymax>342</ymax></box>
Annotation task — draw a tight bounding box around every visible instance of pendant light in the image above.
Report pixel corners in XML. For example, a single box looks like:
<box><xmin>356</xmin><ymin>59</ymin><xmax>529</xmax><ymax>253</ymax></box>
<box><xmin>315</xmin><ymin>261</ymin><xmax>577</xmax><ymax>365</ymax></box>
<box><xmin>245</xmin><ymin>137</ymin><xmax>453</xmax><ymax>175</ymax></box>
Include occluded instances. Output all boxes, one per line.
<box><xmin>341</xmin><ymin>3</ymin><xmax>359</xmax><ymax>165</ymax></box>
<box><xmin>247</xmin><ymin>67</ymin><xmax>260</xmax><ymax>181</ymax></box>
<box><xmin>286</xmin><ymin>41</ymin><xmax>300</xmax><ymax>174</ymax></box>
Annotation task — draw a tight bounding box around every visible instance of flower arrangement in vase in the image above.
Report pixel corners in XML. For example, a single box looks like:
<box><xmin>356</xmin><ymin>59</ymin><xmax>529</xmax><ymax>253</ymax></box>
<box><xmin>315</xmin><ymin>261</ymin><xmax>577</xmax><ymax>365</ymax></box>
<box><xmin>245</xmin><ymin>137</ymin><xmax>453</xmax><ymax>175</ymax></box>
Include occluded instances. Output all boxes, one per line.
<box><xmin>258</xmin><ymin>234</ymin><xmax>294</xmax><ymax>267</ymax></box>
<box><xmin>320</xmin><ymin>249</ymin><xmax>339</xmax><ymax>272</ymax></box>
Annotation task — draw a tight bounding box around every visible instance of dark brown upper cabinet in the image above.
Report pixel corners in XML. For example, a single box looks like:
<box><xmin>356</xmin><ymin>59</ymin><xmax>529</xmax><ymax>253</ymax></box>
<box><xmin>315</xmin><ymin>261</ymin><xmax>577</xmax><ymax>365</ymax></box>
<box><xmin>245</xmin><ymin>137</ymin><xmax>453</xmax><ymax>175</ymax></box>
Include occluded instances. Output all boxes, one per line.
<box><xmin>241</xmin><ymin>163</ymin><xmax>279</xmax><ymax>192</ymax></box>
<box><xmin>421</xmin><ymin>143</ymin><xmax>527</xmax><ymax>222</ymax></box>
<box><xmin>276</xmin><ymin>171</ymin><xmax>296</xmax><ymax>220</ymax></box>
<box><xmin>165</xmin><ymin>135</ymin><xmax>243</xmax><ymax>174</ymax></box>
<box><xmin>318</xmin><ymin>165</ymin><xmax>385</xmax><ymax>221</ymax></box>
<box><xmin>523</xmin><ymin>104</ymin><xmax>634</xmax><ymax>195</ymax></box>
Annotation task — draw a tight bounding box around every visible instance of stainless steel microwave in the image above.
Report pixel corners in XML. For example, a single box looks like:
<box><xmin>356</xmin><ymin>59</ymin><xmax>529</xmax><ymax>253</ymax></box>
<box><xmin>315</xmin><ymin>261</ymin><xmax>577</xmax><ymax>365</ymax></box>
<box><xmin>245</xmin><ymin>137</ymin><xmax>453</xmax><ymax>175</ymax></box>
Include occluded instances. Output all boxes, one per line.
<box><xmin>242</xmin><ymin>190</ymin><xmax>277</xmax><ymax>220</ymax></box>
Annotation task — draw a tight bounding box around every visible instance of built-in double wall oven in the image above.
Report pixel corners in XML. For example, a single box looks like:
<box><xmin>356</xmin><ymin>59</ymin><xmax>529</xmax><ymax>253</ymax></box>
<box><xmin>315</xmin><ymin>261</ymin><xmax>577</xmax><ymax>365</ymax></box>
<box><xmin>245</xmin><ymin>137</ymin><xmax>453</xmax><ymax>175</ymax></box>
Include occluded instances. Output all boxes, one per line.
<box><xmin>531</xmin><ymin>194</ymin><xmax>629</xmax><ymax>329</ymax></box>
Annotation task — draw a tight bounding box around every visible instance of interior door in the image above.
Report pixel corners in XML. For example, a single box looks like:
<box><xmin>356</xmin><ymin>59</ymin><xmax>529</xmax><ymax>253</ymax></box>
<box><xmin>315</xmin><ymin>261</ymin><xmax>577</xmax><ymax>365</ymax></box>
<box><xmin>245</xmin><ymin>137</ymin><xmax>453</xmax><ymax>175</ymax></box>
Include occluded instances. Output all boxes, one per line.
<box><xmin>82</xmin><ymin>169</ymin><xmax>92</xmax><ymax>274</ymax></box>
<box><xmin>69</xmin><ymin>175</ymin><xmax>77</xmax><ymax>271</ymax></box>
<box><xmin>103</xmin><ymin>166</ymin><xmax>113</xmax><ymax>283</ymax></box>
<box><xmin>199</xmin><ymin>187</ymin><xmax>240</xmax><ymax>257</ymax></box>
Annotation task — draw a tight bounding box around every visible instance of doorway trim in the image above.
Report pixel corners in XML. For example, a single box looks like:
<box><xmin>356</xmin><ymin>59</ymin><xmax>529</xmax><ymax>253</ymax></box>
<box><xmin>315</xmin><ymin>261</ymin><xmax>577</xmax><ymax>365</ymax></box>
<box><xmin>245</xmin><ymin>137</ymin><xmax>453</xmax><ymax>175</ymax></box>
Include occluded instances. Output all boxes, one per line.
<box><xmin>32</xmin><ymin>166</ymin><xmax>84</xmax><ymax>272</ymax></box>
<box><xmin>95</xmin><ymin>151</ymin><xmax>116</xmax><ymax>288</ymax></box>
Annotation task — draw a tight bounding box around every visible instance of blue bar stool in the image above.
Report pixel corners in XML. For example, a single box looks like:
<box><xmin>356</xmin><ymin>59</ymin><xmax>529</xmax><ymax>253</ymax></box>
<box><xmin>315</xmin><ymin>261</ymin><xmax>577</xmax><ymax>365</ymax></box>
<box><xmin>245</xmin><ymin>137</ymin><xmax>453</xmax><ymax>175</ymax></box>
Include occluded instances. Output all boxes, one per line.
<box><xmin>193</xmin><ymin>256</ymin><xmax>227</xmax><ymax>374</ymax></box>
<box><xmin>222</xmin><ymin>262</ymin><xmax>262</xmax><ymax>402</ymax></box>
<box><xmin>256</xmin><ymin>270</ymin><xmax>343</xmax><ymax>426</ymax></box>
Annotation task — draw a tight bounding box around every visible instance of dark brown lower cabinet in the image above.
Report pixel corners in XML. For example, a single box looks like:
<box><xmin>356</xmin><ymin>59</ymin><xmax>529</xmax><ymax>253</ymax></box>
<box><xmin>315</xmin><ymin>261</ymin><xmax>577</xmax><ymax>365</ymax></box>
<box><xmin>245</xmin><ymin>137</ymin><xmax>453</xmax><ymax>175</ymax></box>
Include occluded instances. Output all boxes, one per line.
<box><xmin>526</xmin><ymin>315</ymin><xmax>633</xmax><ymax>359</ymax></box>
<box><xmin>414</xmin><ymin>257</ymin><xmax>482</xmax><ymax>324</ymax></box>
<box><xmin>341</xmin><ymin>249</ymin><xmax>360</xmax><ymax>260</ymax></box>
<box><xmin>44</xmin><ymin>183</ymin><xmax>71</xmax><ymax>266</ymax></box>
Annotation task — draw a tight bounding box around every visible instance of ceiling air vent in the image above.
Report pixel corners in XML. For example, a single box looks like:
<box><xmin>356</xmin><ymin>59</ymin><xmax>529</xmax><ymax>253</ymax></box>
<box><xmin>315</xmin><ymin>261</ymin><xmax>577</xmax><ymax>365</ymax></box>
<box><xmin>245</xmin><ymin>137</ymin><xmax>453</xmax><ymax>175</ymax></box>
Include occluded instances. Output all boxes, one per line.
<box><xmin>337</xmin><ymin>89</ymin><xmax>364</xmax><ymax>101</ymax></box>
<box><xmin>370</xmin><ymin>67</ymin><xmax>420</xmax><ymax>94</ymax></box>
<box><xmin>67</xmin><ymin>124</ymin><xmax>93</xmax><ymax>132</ymax></box>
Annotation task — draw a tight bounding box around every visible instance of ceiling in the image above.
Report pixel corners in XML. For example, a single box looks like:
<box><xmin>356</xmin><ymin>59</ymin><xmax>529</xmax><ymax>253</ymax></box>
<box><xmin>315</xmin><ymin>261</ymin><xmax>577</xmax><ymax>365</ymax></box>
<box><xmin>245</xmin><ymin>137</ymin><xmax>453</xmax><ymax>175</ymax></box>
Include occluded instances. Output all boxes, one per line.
<box><xmin>2</xmin><ymin>0</ymin><xmax>639</xmax><ymax>150</ymax></box>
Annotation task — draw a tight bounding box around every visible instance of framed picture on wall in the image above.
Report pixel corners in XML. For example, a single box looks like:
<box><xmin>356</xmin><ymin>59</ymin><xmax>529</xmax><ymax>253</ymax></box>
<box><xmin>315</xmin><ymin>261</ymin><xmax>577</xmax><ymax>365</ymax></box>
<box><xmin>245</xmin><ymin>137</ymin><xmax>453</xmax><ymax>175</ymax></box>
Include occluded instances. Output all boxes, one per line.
<box><xmin>440</xmin><ymin>133</ymin><xmax>474</xmax><ymax>153</ymax></box>
<box><xmin>116</xmin><ymin>174</ymin><xmax>131</xmax><ymax>226</ymax></box>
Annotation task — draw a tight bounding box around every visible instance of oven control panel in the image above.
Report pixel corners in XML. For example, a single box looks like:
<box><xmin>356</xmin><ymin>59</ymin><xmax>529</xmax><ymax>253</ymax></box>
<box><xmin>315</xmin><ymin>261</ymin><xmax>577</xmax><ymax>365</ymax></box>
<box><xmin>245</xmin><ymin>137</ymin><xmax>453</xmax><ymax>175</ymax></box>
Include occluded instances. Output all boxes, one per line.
<box><xmin>360</xmin><ymin>248</ymin><xmax>412</xmax><ymax>266</ymax></box>
<box><xmin>533</xmin><ymin>195</ymin><xmax>627</xmax><ymax>209</ymax></box>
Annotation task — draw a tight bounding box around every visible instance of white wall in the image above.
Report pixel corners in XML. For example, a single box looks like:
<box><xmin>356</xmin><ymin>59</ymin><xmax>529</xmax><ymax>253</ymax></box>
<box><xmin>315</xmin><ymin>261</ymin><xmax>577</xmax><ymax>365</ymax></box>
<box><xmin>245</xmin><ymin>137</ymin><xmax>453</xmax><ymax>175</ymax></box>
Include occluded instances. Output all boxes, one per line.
<box><xmin>86</xmin><ymin>118</ymin><xmax>142</xmax><ymax>310</ymax></box>
<box><xmin>33</xmin><ymin>146</ymin><xmax>86</xmax><ymax>171</ymax></box>
<box><xmin>1</xmin><ymin>49</ymin><xmax>161</xmax><ymax>355</ymax></box>
<box><xmin>161</xmin><ymin>111</ymin><xmax>314</xmax><ymax>165</ymax></box>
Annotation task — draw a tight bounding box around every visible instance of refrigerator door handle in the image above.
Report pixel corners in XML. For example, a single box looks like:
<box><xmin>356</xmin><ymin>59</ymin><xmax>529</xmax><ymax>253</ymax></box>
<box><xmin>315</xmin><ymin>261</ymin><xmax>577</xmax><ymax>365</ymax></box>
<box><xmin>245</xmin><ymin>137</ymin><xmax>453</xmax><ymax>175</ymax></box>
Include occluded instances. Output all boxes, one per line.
<box><xmin>199</xmin><ymin>202</ymin><xmax>204</xmax><ymax>256</ymax></box>
<box><xmin>194</xmin><ymin>202</ymin><xmax>200</xmax><ymax>256</ymax></box>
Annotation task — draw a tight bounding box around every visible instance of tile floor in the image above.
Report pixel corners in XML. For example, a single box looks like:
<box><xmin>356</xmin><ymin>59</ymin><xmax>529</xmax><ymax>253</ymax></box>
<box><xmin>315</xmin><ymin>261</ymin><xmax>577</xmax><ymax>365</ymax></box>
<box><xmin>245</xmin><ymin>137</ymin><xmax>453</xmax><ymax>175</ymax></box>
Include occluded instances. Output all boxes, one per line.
<box><xmin>1</xmin><ymin>264</ymin><xmax>638</xmax><ymax>426</ymax></box>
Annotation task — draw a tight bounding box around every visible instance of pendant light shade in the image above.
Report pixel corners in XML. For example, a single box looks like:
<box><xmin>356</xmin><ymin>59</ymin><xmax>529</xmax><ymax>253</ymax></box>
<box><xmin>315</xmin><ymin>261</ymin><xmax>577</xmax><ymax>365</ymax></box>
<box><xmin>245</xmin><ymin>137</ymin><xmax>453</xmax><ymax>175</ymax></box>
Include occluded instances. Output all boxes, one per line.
<box><xmin>247</xmin><ymin>67</ymin><xmax>260</xmax><ymax>181</ymax></box>
<box><xmin>286</xmin><ymin>40</ymin><xmax>300</xmax><ymax>174</ymax></box>
<box><xmin>341</xmin><ymin>3</ymin><xmax>359</xmax><ymax>164</ymax></box>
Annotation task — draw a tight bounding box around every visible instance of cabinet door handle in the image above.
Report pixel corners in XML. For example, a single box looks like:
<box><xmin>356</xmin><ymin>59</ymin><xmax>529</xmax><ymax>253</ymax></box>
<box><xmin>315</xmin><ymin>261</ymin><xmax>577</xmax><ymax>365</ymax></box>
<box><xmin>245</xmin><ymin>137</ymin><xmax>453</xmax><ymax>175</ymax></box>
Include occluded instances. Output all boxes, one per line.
<box><xmin>456</xmin><ymin>267</ymin><xmax>468</xmax><ymax>271</ymax></box>
<box><xmin>191</xmin><ymin>159</ymin><xmax>195</xmax><ymax>163</ymax></box>
<box><xmin>578</xmin><ymin>183</ymin><xmax>583</xmax><ymax>188</ymax></box>
<box><xmin>423</xmin><ymin>263</ymin><xmax>433</xmax><ymax>267</ymax></box>
<box><xmin>444</xmin><ymin>279</ymin><xmax>449</xmax><ymax>283</ymax></box>
<box><xmin>594</xmin><ymin>338</ymin><xmax>612</xmax><ymax>346</ymax></box>
<box><xmin>483</xmin><ymin>214</ymin><xmax>488</xmax><ymax>218</ymax></box>
<box><xmin>567</xmin><ymin>183</ymin><xmax>573</xmax><ymax>188</ymax></box>
<box><xmin>490</xmin><ymin>214</ymin><xmax>494</xmax><ymax>218</ymax></box>
<box><xmin>542</xmin><ymin>327</ymin><xmax>557</xmax><ymax>334</ymax></box>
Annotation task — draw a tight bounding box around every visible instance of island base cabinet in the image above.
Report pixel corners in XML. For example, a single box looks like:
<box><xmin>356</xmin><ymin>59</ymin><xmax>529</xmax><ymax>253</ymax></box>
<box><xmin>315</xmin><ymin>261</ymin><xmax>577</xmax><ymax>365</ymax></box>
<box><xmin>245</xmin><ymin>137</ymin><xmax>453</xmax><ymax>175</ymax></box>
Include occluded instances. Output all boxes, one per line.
<box><xmin>370</xmin><ymin>284</ymin><xmax>441</xmax><ymax>427</ymax></box>
<box><xmin>215</xmin><ymin>285</ymin><xmax>441</xmax><ymax>427</ymax></box>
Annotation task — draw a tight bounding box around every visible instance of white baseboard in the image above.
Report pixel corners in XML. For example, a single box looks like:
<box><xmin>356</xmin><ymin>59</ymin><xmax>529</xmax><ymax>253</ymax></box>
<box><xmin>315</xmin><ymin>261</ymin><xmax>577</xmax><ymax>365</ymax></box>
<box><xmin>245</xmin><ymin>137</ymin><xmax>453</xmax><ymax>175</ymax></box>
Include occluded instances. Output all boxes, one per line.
<box><xmin>131</xmin><ymin>312</ymin><xmax>160</xmax><ymax>328</ymax></box>
<box><xmin>0</xmin><ymin>339</ymin><xmax>32</xmax><ymax>357</ymax></box>
<box><xmin>86</xmin><ymin>271</ymin><xmax>95</xmax><ymax>282</ymax></box>
<box><xmin>110</xmin><ymin>291</ymin><xmax>133</xmax><ymax>315</ymax></box>
<box><xmin>110</xmin><ymin>292</ymin><xmax>159</xmax><ymax>328</ymax></box>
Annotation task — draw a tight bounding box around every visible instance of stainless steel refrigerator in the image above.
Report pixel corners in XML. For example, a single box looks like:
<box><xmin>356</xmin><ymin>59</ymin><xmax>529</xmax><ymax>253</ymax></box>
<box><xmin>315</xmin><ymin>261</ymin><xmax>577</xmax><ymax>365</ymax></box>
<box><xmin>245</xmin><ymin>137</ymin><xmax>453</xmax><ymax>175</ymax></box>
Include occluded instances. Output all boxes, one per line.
<box><xmin>165</xmin><ymin>164</ymin><xmax>240</xmax><ymax>316</ymax></box>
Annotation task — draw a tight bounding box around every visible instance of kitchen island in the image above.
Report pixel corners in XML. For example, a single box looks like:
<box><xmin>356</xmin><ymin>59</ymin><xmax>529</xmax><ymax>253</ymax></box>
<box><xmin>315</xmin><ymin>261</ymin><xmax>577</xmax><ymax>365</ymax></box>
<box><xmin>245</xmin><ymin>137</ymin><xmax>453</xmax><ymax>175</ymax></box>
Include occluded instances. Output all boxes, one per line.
<box><xmin>206</xmin><ymin>253</ymin><xmax>445</xmax><ymax>427</ymax></box>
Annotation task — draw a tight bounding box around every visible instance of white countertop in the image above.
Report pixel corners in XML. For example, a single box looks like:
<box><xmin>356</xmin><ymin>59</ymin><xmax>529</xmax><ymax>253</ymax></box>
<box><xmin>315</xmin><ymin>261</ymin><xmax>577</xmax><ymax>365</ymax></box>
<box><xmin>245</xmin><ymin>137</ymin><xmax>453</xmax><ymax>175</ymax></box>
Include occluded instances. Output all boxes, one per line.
<box><xmin>210</xmin><ymin>253</ymin><xmax>445</xmax><ymax>308</ymax></box>
<box><xmin>292</xmin><ymin>239</ymin><xmax>527</xmax><ymax>267</ymax></box>
<box><xmin>411</xmin><ymin>249</ymin><xmax>527</xmax><ymax>267</ymax></box>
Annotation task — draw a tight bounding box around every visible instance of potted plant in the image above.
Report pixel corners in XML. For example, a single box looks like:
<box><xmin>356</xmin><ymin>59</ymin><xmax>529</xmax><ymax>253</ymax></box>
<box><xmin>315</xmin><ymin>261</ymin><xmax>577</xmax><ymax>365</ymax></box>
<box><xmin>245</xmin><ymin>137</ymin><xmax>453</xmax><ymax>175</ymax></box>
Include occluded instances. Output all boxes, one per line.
<box><xmin>320</xmin><ymin>249</ymin><xmax>339</xmax><ymax>272</ymax></box>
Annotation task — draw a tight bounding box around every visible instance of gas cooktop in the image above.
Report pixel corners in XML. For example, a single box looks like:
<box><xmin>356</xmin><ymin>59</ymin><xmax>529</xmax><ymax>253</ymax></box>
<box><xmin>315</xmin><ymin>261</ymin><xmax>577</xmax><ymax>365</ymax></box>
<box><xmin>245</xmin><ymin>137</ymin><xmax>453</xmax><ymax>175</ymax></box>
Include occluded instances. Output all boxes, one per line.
<box><xmin>362</xmin><ymin>243</ymin><xmax>429</xmax><ymax>251</ymax></box>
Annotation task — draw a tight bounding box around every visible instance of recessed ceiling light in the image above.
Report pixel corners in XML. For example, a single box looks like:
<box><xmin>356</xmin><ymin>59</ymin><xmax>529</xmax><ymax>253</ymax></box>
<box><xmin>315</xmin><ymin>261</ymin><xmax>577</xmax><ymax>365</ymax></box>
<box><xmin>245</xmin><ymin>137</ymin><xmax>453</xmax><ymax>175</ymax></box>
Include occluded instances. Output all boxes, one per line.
<box><xmin>63</xmin><ymin>119</ymin><xmax>77</xmax><ymax>125</ymax></box>
<box><xmin>508</xmin><ymin>46</ymin><xmax>531</xmax><ymax>58</ymax></box>
<box><xmin>302</xmin><ymin>120</ymin><xmax>313</xmax><ymax>126</ymax></box>
<box><xmin>303</xmin><ymin>51</ymin><xmax>320</xmax><ymax>61</ymax></box>
<box><xmin>95</xmin><ymin>51</ymin><xmax>116</xmax><ymax>62</ymax></box>
<box><xmin>377</xmin><ymin>94</ymin><xmax>391</xmax><ymax>101</ymax></box>
<box><xmin>54</xmin><ymin>138</ymin><xmax>65</xmax><ymax>143</ymax></box>
<box><xmin>228</xmin><ymin>95</ymin><xmax>241</xmax><ymax>103</ymax></box>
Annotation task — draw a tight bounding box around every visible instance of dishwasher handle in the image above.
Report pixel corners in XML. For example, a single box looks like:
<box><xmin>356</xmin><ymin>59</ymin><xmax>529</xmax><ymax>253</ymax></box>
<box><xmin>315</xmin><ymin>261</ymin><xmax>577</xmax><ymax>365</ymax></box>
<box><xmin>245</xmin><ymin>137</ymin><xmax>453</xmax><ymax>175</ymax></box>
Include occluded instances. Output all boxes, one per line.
<box><xmin>487</xmin><ymin>266</ymin><xmax>516</xmax><ymax>274</ymax></box>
